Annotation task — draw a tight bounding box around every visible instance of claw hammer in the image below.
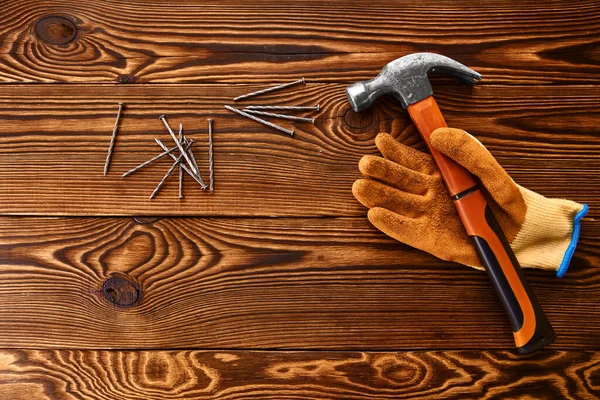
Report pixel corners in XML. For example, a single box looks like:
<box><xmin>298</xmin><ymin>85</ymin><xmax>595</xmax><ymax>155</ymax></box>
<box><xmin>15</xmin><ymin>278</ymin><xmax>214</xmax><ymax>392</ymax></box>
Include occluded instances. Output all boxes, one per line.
<box><xmin>346</xmin><ymin>53</ymin><xmax>555</xmax><ymax>353</ymax></box>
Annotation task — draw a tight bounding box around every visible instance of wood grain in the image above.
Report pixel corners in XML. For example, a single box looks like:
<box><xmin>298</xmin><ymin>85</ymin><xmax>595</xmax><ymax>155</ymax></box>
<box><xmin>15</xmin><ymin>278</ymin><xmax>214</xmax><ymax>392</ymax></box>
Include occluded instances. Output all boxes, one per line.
<box><xmin>0</xmin><ymin>1</ymin><xmax>599</xmax><ymax>84</ymax></box>
<box><xmin>0</xmin><ymin>84</ymin><xmax>597</xmax><ymax>216</ymax></box>
<box><xmin>0</xmin><ymin>1</ymin><xmax>599</xmax><ymax>396</ymax></box>
<box><xmin>0</xmin><ymin>216</ymin><xmax>598</xmax><ymax>349</ymax></box>
<box><xmin>0</xmin><ymin>349</ymin><xmax>599</xmax><ymax>399</ymax></box>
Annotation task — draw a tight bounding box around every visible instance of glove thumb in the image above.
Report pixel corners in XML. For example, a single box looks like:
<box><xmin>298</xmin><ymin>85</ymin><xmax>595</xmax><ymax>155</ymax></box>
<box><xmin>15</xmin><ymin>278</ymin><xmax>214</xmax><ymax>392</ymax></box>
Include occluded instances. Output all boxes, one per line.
<box><xmin>429</xmin><ymin>128</ymin><xmax>524</xmax><ymax>219</ymax></box>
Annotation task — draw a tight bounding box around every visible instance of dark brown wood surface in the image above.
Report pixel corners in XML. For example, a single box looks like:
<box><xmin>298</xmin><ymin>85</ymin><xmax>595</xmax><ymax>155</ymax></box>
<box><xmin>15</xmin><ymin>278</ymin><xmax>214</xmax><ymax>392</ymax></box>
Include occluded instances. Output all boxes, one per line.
<box><xmin>0</xmin><ymin>0</ymin><xmax>599</xmax><ymax>398</ymax></box>
<box><xmin>0</xmin><ymin>84</ymin><xmax>598</xmax><ymax>215</ymax></box>
<box><xmin>0</xmin><ymin>1</ymin><xmax>599</xmax><ymax>85</ymax></box>
<box><xmin>0</xmin><ymin>216</ymin><xmax>599</xmax><ymax>350</ymax></box>
<box><xmin>1</xmin><ymin>350</ymin><xmax>599</xmax><ymax>399</ymax></box>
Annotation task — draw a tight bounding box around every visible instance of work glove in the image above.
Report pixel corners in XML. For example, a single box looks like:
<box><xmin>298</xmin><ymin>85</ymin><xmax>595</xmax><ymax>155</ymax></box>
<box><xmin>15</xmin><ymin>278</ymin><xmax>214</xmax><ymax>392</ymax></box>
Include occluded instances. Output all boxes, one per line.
<box><xmin>352</xmin><ymin>128</ymin><xmax>588</xmax><ymax>277</ymax></box>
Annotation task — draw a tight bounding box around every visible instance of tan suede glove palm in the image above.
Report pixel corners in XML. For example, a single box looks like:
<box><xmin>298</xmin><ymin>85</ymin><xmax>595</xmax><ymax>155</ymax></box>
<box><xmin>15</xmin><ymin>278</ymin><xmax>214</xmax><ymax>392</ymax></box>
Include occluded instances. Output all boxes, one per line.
<box><xmin>353</xmin><ymin>129</ymin><xmax>588</xmax><ymax>277</ymax></box>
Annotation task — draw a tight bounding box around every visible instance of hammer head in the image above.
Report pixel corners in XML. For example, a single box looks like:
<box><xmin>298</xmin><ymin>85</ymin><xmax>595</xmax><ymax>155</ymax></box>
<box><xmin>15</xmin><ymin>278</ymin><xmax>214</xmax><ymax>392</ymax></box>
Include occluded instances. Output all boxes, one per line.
<box><xmin>346</xmin><ymin>53</ymin><xmax>481</xmax><ymax>112</ymax></box>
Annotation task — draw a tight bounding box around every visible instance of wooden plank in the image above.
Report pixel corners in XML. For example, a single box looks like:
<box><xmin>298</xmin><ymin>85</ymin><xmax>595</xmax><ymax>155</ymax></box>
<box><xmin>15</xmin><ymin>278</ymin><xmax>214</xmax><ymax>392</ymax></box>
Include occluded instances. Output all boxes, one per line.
<box><xmin>0</xmin><ymin>1</ymin><xmax>598</xmax><ymax>84</ymax></box>
<box><xmin>0</xmin><ymin>216</ymin><xmax>598</xmax><ymax>349</ymax></box>
<box><xmin>0</xmin><ymin>84</ymin><xmax>598</xmax><ymax>216</ymax></box>
<box><xmin>0</xmin><ymin>349</ymin><xmax>599</xmax><ymax>399</ymax></box>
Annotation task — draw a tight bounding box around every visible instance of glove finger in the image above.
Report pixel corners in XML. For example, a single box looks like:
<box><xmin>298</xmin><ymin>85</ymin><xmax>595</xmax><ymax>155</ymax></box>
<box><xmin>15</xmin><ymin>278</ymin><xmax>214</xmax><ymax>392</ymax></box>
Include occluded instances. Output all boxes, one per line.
<box><xmin>368</xmin><ymin>207</ymin><xmax>483</xmax><ymax>269</ymax></box>
<box><xmin>430</xmin><ymin>128</ymin><xmax>525</xmax><ymax>217</ymax></box>
<box><xmin>375</xmin><ymin>132</ymin><xmax>437</xmax><ymax>175</ymax></box>
<box><xmin>352</xmin><ymin>178</ymin><xmax>427</xmax><ymax>217</ymax></box>
<box><xmin>367</xmin><ymin>207</ymin><xmax>432</xmax><ymax>252</ymax></box>
<box><xmin>358</xmin><ymin>155</ymin><xmax>431</xmax><ymax>195</ymax></box>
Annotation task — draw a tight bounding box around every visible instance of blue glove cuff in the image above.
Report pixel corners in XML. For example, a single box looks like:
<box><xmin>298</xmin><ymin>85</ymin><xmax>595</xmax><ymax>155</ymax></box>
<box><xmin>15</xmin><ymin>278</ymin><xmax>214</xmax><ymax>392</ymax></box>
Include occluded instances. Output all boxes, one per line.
<box><xmin>557</xmin><ymin>204</ymin><xmax>589</xmax><ymax>278</ymax></box>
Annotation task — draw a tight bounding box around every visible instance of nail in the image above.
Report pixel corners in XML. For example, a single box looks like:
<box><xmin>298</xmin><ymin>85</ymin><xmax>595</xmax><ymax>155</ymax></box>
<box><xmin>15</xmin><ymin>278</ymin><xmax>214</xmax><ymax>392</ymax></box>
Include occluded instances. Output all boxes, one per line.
<box><xmin>158</xmin><ymin>115</ymin><xmax>200</xmax><ymax>176</ymax></box>
<box><xmin>149</xmin><ymin>141</ymin><xmax>193</xmax><ymax>199</ymax></box>
<box><xmin>178</xmin><ymin>124</ymin><xmax>184</xmax><ymax>199</ymax></box>
<box><xmin>155</xmin><ymin>138</ymin><xmax>207</xmax><ymax>189</ymax></box>
<box><xmin>243</xmin><ymin>109</ymin><xmax>315</xmax><ymax>124</ymax></box>
<box><xmin>104</xmin><ymin>102</ymin><xmax>125</xmax><ymax>175</ymax></box>
<box><xmin>208</xmin><ymin>119</ymin><xmax>214</xmax><ymax>193</ymax></box>
<box><xmin>245</xmin><ymin>104</ymin><xmax>319</xmax><ymax>112</ymax></box>
<box><xmin>224</xmin><ymin>105</ymin><xmax>294</xmax><ymax>137</ymax></box>
<box><xmin>233</xmin><ymin>78</ymin><xmax>305</xmax><ymax>101</ymax></box>
<box><xmin>121</xmin><ymin>144</ymin><xmax>180</xmax><ymax>177</ymax></box>
<box><xmin>187</xmin><ymin>145</ymin><xmax>201</xmax><ymax>182</ymax></box>
<box><xmin>184</xmin><ymin>136</ymin><xmax>203</xmax><ymax>188</ymax></box>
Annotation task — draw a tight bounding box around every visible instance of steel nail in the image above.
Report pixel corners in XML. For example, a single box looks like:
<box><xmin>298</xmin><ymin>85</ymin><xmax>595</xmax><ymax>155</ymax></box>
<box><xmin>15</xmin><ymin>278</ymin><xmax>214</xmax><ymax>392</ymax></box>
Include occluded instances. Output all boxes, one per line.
<box><xmin>184</xmin><ymin>137</ymin><xmax>203</xmax><ymax>188</ymax></box>
<box><xmin>225</xmin><ymin>106</ymin><xmax>294</xmax><ymax>137</ymax></box>
<box><xmin>208</xmin><ymin>119</ymin><xmax>214</xmax><ymax>193</ymax></box>
<box><xmin>233</xmin><ymin>78</ymin><xmax>305</xmax><ymax>101</ymax></box>
<box><xmin>104</xmin><ymin>102</ymin><xmax>125</xmax><ymax>175</ymax></box>
<box><xmin>187</xmin><ymin>148</ymin><xmax>199</xmax><ymax>171</ymax></box>
<box><xmin>244</xmin><ymin>104</ymin><xmax>319</xmax><ymax>112</ymax></box>
<box><xmin>242</xmin><ymin>109</ymin><xmax>315</xmax><ymax>124</ymax></box>
<box><xmin>158</xmin><ymin>115</ymin><xmax>200</xmax><ymax>176</ymax></box>
<box><xmin>155</xmin><ymin>138</ymin><xmax>207</xmax><ymax>189</ymax></box>
<box><xmin>178</xmin><ymin>124</ymin><xmax>184</xmax><ymax>199</ymax></box>
<box><xmin>121</xmin><ymin>144</ymin><xmax>180</xmax><ymax>177</ymax></box>
<box><xmin>150</xmin><ymin>141</ymin><xmax>193</xmax><ymax>199</ymax></box>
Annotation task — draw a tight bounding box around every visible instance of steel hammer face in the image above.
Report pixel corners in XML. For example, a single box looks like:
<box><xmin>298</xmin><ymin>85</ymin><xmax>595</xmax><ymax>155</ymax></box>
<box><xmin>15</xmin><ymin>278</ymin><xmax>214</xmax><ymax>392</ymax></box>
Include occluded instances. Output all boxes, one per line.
<box><xmin>346</xmin><ymin>52</ymin><xmax>481</xmax><ymax>111</ymax></box>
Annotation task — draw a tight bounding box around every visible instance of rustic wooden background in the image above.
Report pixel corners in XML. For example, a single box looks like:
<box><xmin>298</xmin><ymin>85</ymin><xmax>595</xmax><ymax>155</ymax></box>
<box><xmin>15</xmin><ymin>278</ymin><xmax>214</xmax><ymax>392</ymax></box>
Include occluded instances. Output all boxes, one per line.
<box><xmin>0</xmin><ymin>0</ymin><xmax>599</xmax><ymax>398</ymax></box>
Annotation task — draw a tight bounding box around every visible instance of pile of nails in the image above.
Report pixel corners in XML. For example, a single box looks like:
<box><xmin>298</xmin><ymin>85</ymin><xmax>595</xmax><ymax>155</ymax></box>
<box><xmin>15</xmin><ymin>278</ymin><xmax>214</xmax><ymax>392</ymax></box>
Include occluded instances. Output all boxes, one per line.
<box><xmin>225</xmin><ymin>78</ymin><xmax>320</xmax><ymax>137</ymax></box>
<box><xmin>104</xmin><ymin>104</ymin><xmax>214</xmax><ymax>199</ymax></box>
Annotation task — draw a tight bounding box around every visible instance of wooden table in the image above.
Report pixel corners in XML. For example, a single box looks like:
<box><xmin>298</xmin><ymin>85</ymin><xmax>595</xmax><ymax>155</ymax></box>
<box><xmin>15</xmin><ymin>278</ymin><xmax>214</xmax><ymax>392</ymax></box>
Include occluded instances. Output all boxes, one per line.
<box><xmin>0</xmin><ymin>1</ymin><xmax>599</xmax><ymax>398</ymax></box>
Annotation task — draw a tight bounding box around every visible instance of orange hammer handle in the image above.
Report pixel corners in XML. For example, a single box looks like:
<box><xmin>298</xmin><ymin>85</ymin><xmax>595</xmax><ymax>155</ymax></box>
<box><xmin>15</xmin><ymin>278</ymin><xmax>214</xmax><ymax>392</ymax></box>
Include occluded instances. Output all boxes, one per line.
<box><xmin>407</xmin><ymin>96</ymin><xmax>555</xmax><ymax>353</ymax></box>
<box><xmin>407</xmin><ymin>97</ymin><xmax>476</xmax><ymax>196</ymax></box>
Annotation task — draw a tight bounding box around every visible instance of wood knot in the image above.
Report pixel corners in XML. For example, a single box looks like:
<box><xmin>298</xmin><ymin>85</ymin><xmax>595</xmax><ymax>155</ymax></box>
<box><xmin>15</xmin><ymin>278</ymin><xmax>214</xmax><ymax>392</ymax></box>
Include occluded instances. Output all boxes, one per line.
<box><xmin>343</xmin><ymin>107</ymin><xmax>375</xmax><ymax>133</ymax></box>
<box><xmin>35</xmin><ymin>16</ymin><xmax>77</xmax><ymax>45</ymax></box>
<box><xmin>102</xmin><ymin>273</ymin><xmax>142</xmax><ymax>307</ymax></box>
<box><xmin>117</xmin><ymin>74</ymin><xmax>138</xmax><ymax>84</ymax></box>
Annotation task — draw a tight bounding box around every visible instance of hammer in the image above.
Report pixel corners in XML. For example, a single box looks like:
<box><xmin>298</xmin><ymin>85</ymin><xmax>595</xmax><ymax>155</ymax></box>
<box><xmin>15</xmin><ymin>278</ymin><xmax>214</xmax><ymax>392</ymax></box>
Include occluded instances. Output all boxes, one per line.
<box><xmin>346</xmin><ymin>53</ymin><xmax>555</xmax><ymax>354</ymax></box>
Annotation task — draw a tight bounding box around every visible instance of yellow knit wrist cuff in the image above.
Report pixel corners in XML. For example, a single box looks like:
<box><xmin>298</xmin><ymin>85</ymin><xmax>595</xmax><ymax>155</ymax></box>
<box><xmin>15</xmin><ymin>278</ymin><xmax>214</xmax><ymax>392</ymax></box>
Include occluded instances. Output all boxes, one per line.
<box><xmin>510</xmin><ymin>187</ymin><xmax>586</xmax><ymax>274</ymax></box>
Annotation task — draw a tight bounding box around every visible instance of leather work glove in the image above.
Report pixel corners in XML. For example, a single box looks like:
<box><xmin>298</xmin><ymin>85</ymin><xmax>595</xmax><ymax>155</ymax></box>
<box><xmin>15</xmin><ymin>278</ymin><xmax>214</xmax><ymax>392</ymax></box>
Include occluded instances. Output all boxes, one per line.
<box><xmin>352</xmin><ymin>129</ymin><xmax>588</xmax><ymax>277</ymax></box>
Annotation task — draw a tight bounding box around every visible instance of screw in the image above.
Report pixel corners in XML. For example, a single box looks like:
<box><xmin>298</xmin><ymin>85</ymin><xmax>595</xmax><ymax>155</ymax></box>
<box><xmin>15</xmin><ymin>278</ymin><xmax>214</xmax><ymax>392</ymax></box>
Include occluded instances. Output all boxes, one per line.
<box><xmin>149</xmin><ymin>141</ymin><xmax>193</xmax><ymax>199</ymax></box>
<box><xmin>242</xmin><ymin>109</ymin><xmax>315</xmax><ymax>124</ymax></box>
<box><xmin>208</xmin><ymin>119</ymin><xmax>214</xmax><ymax>193</ymax></box>
<box><xmin>178</xmin><ymin>124</ymin><xmax>184</xmax><ymax>199</ymax></box>
<box><xmin>158</xmin><ymin>115</ymin><xmax>200</xmax><ymax>176</ymax></box>
<box><xmin>233</xmin><ymin>78</ymin><xmax>305</xmax><ymax>102</ymax></box>
<box><xmin>245</xmin><ymin>104</ymin><xmax>320</xmax><ymax>112</ymax></box>
<box><xmin>121</xmin><ymin>144</ymin><xmax>180</xmax><ymax>177</ymax></box>
<box><xmin>225</xmin><ymin>106</ymin><xmax>294</xmax><ymax>137</ymax></box>
<box><xmin>104</xmin><ymin>102</ymin><xmax>125</xmax><ymax>175</ymax></box>
<box><xmin>155</xmin><ymin>139</ymin><xmax>207</xmax><ymax>189</ymax></box>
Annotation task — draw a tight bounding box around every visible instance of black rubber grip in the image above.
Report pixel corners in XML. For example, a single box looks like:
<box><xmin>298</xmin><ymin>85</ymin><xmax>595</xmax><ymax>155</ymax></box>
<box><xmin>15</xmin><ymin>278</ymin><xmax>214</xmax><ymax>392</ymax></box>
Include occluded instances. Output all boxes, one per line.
<box><xmin>470</xmin><ymin>207</ymin><xmax>556</xmax><ymax>354</ymax></box>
